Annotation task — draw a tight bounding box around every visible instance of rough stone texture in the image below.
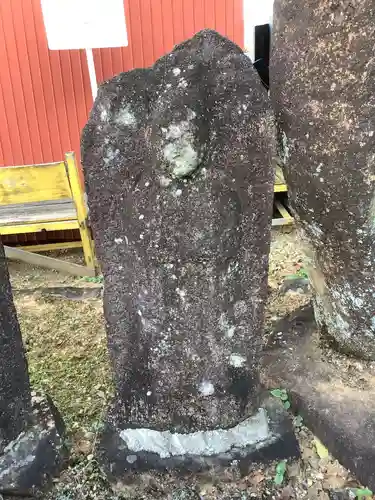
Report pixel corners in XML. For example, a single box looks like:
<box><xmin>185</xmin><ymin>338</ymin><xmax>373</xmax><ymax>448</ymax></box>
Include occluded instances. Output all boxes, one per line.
<box><xmin>171</xmin><ymin>487</ymin><xmax>201</xmax><ymax>500</ymax></box>
<box><xmin>96</xmin><ymin>396</ymin><xmax>299</xmax><ymax>475</ymax></box>
<box><xmin>82</xmin><ymin>29</ymin><xmax>274</xmax><ymax>436</ymax></box>
<box><xmin>271</xmin><ymin>0</ymin><xmax>375</xmax><ymax>359</ymax></box>
<box><xmin>0</xmin><ymin>394</ymin><xmax>67</xmax><ymax>490</ymax></box>
<box><xmin>0</xmin><ymin>240</ymin><xmax>31</xmax><ymax>452</ymax></box>
<box><xmin>261</xmin><ymin>305</ymin><xmax>375</xmax><ymax>492</ymax></box>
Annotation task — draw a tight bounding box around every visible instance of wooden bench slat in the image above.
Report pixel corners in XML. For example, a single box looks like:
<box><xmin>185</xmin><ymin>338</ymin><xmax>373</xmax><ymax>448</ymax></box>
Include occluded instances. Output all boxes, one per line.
<box><xmin>0</xmin><ymin>199</ymin><xmax>76</xmax><ymax>225</ymax></box>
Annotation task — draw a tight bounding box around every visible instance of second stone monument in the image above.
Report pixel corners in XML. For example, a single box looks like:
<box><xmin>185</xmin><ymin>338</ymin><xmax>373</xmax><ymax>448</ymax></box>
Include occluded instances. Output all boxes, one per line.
<box><xmin>82</xmin><ymin>30</ymin><xmax>298</xmax><ymax>473</ymax></box>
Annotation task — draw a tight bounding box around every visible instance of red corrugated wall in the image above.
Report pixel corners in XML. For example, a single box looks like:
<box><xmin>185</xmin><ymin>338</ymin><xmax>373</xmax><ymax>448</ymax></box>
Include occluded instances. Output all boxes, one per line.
<box><xmin>0</xmin><ymin>0</ymin><xmax>244</xmax><ymax>168</ymax></box>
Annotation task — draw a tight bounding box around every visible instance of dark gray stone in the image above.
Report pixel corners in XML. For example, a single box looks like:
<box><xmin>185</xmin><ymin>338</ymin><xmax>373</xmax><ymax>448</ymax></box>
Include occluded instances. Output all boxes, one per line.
<box><xmin>82</xmin><ymin>29</ymin><xmax>273</xmax><ymax>432</ymax></box>
<box><xmin>0</xmin><ymin>241</ymin><xmax>67</xmax><ymax>490</ymax></box>
<box><xmin>328</xmin><ymin>490</ymin><xmax>356</xmax><ymax>500</ymax></box>
<box><xmin>271</xmin><ymin>0</ymin><xmax>375</xmax><ymax>359</ymax></box>
<box><xmin>261</xmin><ymin>305</ymin><xmax>375</xmax><ymax>492</ymax></box>
<box><xmin>0</xmin><ymin>240</ymin><xmax>31</xmax><ymax>452</ymax></box>
<box><xmin>0</xmin><ymin>394</ymin><xmax>67</xmax><ymax>491</ymax></box>
<box><xmin>97</xmin><ymin>397</ymin><xmax>300</xmax><ymax>479</ymax></box>
<box><xmin>81</xmin><ymin>29</ymin><xmax>297</xmax><ymax>472</ymax></box>
<box><xmin>96</xmin><ymin>395</ymin><xmax>299</xmax><ymax>475</ymax></box>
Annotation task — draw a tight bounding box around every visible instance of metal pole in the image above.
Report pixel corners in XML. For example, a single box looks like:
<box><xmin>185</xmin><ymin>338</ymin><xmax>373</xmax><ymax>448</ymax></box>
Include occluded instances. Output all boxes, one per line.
<box><xmin>85</xmin><ymin>48</ymin><xmax>98</xmax><ymax>101</ymax></box>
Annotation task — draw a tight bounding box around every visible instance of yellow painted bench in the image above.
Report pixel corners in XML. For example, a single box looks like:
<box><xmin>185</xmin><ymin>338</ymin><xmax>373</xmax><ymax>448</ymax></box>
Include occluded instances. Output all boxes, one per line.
<box><xmin>0</xmin><ymin>152</ymin><xmax>97</xmax><ymax>272</ymax></box>
<box><xmin>274</xmin><ymin>164</ymin><xmax>288</xmax><ymax>193</ymax></box>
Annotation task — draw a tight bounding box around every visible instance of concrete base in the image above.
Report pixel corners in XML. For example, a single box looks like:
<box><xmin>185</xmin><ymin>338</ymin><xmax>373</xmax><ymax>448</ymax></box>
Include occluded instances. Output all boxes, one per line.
<box><xmin>96</xmin><ymin>395</ymin><xmax>299</xmax><ymax>479</ymax></box>
<box><xmin>261</xmin><ymin>304</ymin><xmax>375</xmax><ymax>491</ymax></box>
<box><xmin>0</xmin><ymin>394</ymin><xmax>67</xmax><ymax>491</ymax></box>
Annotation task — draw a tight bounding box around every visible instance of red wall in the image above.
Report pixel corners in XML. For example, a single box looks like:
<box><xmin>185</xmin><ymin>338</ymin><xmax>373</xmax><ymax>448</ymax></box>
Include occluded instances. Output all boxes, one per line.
<box><xmin>0</xmin><ymin>0</ymin><xmax>244</xmax><ymax>167</ymax></box>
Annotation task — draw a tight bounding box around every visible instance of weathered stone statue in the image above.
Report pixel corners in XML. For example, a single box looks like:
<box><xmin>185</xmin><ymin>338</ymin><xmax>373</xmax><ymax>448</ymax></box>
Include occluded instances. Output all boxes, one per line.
<box><xmin>0</xmin><ymin>241</ymin><xmax>66</xmax><ymax>490</ymax></box>
<box><xmin>82</xmin><ymin>29</ymin><xmax>298</xmax><ymax>473</ymax></box>
<box><xmin>271</xmin><ymin>0</ymin><xmax>375</xmax><ymax>360</ymax></box>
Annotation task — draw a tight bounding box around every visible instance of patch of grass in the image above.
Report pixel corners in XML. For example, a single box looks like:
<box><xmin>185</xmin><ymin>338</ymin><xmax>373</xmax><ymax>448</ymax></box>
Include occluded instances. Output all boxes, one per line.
<box><xmin>352</xmin><ymin>488</ymin><xmax>373</xmax><ymax>499</ymax></box>
<box><xmin>83</xmin><ymin>275</ymin><xmax>104</xmax><ymax>284</ymax></box>
<box><xmin>296</xmin><ymin>268</ymin><xmax>308</xmax><ymax>279</ymax></box>
<box><xmin>16</xmin><ymin>293</ymin><xmax>113</xmax><ymax>435</ymax></box>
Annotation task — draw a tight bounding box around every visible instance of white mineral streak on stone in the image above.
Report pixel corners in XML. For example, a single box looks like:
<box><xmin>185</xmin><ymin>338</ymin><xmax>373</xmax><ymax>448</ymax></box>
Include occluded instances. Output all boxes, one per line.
<box><xmin>100</xmin><ymin>106</ymin><xmax>109</xmax><ymax>122</ymax></box>
<box><xmin>0</xmin><ymin>454</ymin><xmax>35</xmax><ymax>481</ymax></box>
<box><xmin>219</xmin><ymin>313</ymin><xmax>236</xmax><ymax>338</ymax></box>
<box><xmin>162</xmin><ymin>109</ymin><xmax>201</xmax><ymax>178</ymax></box>
<box><xmin>234</xmin><ymin>300</ymin><xmax>247</xmax><ymax>318</ymax></box>
<box><xmin>172</xmin><ymin>67</ymin><xmax>181</xmax><ymax>76</ymax></box>
<box><xmin>115</xmin><ymin>105</ymin><xmax>137</xmax><ymax>127</ymax></box>
<box><xmin>229</xmin><ymin>353</ymin><xmax>247</xmax><ymax>368</ymax></box>
<box><xmin>176</xmin><ymin>288</ymin><xmax>186</xmax><ymax>302</ymax></box>
<box><xmin>103</xmin><ymin>146</ymin><xmax>120</xmax><ymax>165</ymax></box>
<box><xmin>308</xmin><ymin>222</ymin><xmax>324</xmax><ymax>239</ymax></box>
<box><xmin>199</xmin><ymin>380</ymin><xmax>215</xmax><ymax>396</ymax></box>
<box><xmin>281</xmin><ymin>131</ymin><xmax>290</xmax><ymax>163</ymax></box>
<box><xmin>126</xmin><ymin>454</ymin><xmax>138</xmax><ymax>464</ymax></box>
<box><xmin>0</xmin><ymin>422</ymin><xmax>48</xmax><ymax>481</ymax></box>
<box><xmin>159</xmin><ymin>175</ymin><xmax>172</xmax><ymax>187</ymax></box>
<box><xmin>114</xmin><ymin>238</ymin><xmax>123</xmax><ymax>244</ymax></box>
<box><xmin>119</xmin><ymin>409</ymin><xmax>270</xmax><ymax>458</ymax></box>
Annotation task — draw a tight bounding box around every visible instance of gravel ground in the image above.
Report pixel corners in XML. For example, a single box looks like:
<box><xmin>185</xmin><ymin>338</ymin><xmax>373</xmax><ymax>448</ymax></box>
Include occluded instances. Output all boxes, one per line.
<box><xmin>6</xmin><ymin>228</ymin><xmax>370</xmax><ymax>500</ymax></box>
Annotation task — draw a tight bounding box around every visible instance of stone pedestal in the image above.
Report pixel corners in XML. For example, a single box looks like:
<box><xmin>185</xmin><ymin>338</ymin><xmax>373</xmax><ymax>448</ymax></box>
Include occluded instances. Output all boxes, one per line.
<box><xmin>271</xmin><ymin>0</ymin><xmax>375</xmax><ymax>359</ymax></box>
<box><xmin>0</xmin><ymin>242</ymin><xmax>66</xmax><ymax>490</ymax></box>
<box><xmin>262</xmin><ymin>306</ymin><xmax>375</xmax><ymax>492</ymax></box>
<box><xmin>82</xmin><ymin>30</ymin><xmax>299</xmax><ymax>473</ymax></box>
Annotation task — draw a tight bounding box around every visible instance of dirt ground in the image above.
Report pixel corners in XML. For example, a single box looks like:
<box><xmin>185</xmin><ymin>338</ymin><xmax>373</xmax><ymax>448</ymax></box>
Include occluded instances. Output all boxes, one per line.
<box><xmin>7</xmin><ymin>228</ymin><xmax>366</xmax><ymax>500</ymax></box>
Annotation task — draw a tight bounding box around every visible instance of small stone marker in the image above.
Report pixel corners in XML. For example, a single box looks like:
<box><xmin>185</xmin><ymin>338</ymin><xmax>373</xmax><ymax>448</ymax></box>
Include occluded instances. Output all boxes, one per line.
<box><xmin>272</xmin><ymin>0</ymin><xmax>375</xmax><ymax>359</ymax></box>
<box><xmin>0</xmin><ymin>240</ymin><xmax>66</xmax><ymax>490</ymax></box>
<box><xmin>0</xmin><ymin>240</ymin><xmax>31</xmax><ymax>450</ymax></box>
<box><xmin>82</xmin><ymin>29</ymin><xmax>298</xmax><ymax>473</ymax></box>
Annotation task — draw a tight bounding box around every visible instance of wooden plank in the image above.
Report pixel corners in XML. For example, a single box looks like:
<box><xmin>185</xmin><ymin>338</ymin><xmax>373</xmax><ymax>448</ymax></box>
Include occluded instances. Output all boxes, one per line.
<box><xmin>65</xmin><ymin>152</ymin><xmax>98</xmax><ymax>271</ymax></box>
<box><xmin>19</xmin><ymin>241</ymin><xmax>82</xmax><ymax>252</ymax></box>
<box><xmin>274</xmin><ymin>165</ymin><xmax>286</xmax><ymax>184</ymax></box>
<box><xmin>272</xmin><ymin>217</ymin><xmax>294</xmax><ymax>227</ymax></box>
<box><xmin>0</xmin><ymin>162</ymin><xmax>72</xmax><ymax>205</ymax></box>
<box><xmin>0</xmin><ymin>199</ymin><xmax>76</xmax><ymax>225</ymax></box>
<box><xmin>274</xmin><ymin>200</ymin><xmax>293</xmax><ymax>221</ymax></box>
<box><xmin>4</xmin><ymin>245</ymin><xmax>95</xmax><ymax>277</ymax></box>
<box><xmin>274</xmin><ymin>184</ymin><xmax>288</xmax><ymax>193</ymax></box>
<box><xmin>0</xmin><ymin>220</ymin><xmax>79</xmax><ymax>235</ymax></box>
<box><xmin>272</xmin><ymin>199</ymin><xmax>294</xmax><ymax>227</ymax></box>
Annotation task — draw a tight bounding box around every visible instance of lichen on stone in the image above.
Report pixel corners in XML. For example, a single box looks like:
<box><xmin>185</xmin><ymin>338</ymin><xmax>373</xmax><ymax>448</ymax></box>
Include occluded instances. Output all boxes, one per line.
<box><xmin>114</xmin><ymin>105</ymin><xmax>137</xmax><ymax>128</ymax></box>
<box><xmin>160</xmin><ymin>109</ymin><xmax>204</xmax><ymax>179</ymax></box>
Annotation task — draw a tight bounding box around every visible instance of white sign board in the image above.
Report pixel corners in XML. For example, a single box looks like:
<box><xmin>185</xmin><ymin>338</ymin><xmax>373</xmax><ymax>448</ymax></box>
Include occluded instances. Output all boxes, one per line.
<box><xmin>41</xmin><ymin>0</ymin><xmax>128</xmax><ymax>50</ymax></box>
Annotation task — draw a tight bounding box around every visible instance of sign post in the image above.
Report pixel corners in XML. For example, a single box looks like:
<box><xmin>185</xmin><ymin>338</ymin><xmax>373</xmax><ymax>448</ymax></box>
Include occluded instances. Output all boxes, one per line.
<box><xmin>41</xmin><ymin>0</ymin><xmax>128</xmax><ymax>102</ymax></box>
<box><xmin>85</xmin><ymin>48</ymin><xmax>98</xmax><ymax>100</ymax></box>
